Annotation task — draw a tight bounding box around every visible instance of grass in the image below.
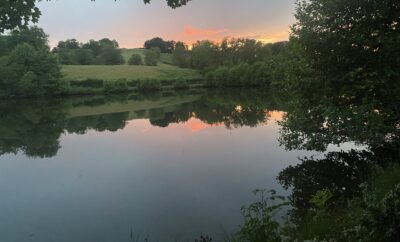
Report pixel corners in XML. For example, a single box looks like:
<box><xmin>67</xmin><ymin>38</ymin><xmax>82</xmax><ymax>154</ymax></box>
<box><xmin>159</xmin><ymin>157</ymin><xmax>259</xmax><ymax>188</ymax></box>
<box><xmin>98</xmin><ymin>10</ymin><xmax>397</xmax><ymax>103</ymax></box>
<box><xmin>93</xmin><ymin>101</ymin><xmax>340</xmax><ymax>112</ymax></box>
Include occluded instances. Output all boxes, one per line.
<box><xmin>160</xmin><ymin>53</ymin><xmax>175</xmax><ymax>65</ymax></box>
<box><xmin>68</xmin><ymin>93</ymin><xmax>201</xmax><ymax>118</ymax></box>
<box><xmin>120</xmin><ymin>48</ymin><xmax>147</xmax><ymax>63</ymax></box>
<box><xmin>120</xmin><ymin>48</ymin><xmax>175</xmax><ymax>65</ymax></box>
<box><xmin>61</xmin><ymin>64</ymin><xmax>201</xmax><ymax>81</ymax></box>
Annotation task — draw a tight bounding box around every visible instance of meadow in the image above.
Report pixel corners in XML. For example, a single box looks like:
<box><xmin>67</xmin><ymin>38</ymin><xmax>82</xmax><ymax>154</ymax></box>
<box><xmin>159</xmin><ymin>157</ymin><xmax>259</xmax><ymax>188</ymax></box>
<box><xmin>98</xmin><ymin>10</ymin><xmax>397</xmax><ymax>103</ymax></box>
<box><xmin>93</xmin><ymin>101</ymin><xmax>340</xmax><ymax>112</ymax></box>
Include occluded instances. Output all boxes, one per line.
<box><xmin>62</xmin><ymin>49</ymin><xmax>201</xmax><ymax>82</ymax></box>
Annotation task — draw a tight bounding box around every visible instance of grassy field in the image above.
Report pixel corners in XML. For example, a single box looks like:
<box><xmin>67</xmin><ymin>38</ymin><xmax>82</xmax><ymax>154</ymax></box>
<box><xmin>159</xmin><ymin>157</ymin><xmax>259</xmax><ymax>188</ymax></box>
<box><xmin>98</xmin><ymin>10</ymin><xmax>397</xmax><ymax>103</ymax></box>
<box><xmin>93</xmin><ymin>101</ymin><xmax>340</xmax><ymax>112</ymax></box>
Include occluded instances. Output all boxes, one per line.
<box><xmin>62</xmin><ymin>48</ymin><xmax>198</xmax><ymax>82</ymax></box>
<box><xmin>62</xmin><ymin>63</ymin><xmax>201</xmax><ymax>81</ymax></box>
<box><xmin>120</xmin><ymin>48</ymin><xmax>147</xmax><ymax>63</ymax></box>
<box><xmin>120</xmin><ymin>48</ymin><xmax>175</xmax><ymax>65</ymax></box>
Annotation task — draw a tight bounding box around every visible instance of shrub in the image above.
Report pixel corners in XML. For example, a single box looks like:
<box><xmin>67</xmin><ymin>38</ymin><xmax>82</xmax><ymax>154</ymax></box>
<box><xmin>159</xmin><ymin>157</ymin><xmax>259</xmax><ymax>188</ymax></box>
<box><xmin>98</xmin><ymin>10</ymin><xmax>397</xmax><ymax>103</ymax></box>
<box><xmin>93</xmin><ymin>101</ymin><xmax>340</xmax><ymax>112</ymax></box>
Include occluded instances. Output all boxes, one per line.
<box><xmin>1</xmin><ymin>43</ymin><xmax>62</xmax><ymax>97</ymax></box>
<box><xmin>150</xmin><ymin>47</ymin><xmax>161</xmax><ymax>59</ymax></box>
<box><xmin>173</xmin><ymin>77</ymin><xmax>190</xmax><ymax>90</ymax></box>
<box><xmin>69</xmin><ymin>79</ymin><xmax>104</xmax><ymax>88</ymax></box>
<box><xmin>237</xmin><ymin>189</ymin><xmax>289</xmax><ymax>242</ymax></box>
<box><xmin>204</xmin><ymin>71</ymin><xmax>217</xmax><ymax>87</ymax></box>
<box><xmin>213</xmin><ymin>66</ymin><xmax>231</xmax><ymax>86</ymax></box>
<box><xmin>144</xmin><ymin>50</ymin><xmax>158</xmax><ymax>66</ymax></box>
<box><xmin>103</xmin><ymin>79</ymin><xmax>128</xmax><ymax>94</ymax></box>
<box><xmin>128</xmin><ymin>53</ymin><xmax>143</xmax><ymax>65</ymax></box>
<box><xmin>127</xmin><ymin>80</ymin><xmax>139</xmax><ymax>87</ymax></box>
<box><xmin>137</xmin><ymin>79</ymin><xmax>161</xmax><ymax>91</ymax></box>
<box><xmin>359</xmin><ymin>184</ymin><xmax>400</xmax><ymax>242</ymax></box>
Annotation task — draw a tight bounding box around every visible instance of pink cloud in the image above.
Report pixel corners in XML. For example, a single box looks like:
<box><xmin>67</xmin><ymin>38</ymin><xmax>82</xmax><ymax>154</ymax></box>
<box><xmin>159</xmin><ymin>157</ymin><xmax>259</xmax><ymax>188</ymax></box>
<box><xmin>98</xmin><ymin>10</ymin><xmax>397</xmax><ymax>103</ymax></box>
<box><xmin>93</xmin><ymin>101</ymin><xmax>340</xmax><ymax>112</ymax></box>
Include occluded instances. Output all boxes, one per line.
<box><xmin>182</xmin><ymin>25</ymin><xmax>228</xmax><ymax>38</ymax></box>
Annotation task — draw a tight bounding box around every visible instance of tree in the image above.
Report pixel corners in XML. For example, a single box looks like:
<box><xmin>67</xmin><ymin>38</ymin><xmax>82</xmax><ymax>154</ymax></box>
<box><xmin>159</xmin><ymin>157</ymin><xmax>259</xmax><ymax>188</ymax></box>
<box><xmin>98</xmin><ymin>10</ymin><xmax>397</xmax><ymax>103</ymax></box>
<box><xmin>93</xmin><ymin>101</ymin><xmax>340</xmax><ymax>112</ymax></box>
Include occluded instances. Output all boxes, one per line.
<box><xmin>128</xmin><ymin>53</ymin><xmax>143</xmax><ymax>65</ymax></box>
<box><xmin>0</xmin><ymin>0</ymin><xmax>190</xmax><ymax>32</ymax></box>
<box><xmin>191</xmin><ymin>40</ymin><xmax>218</xmax><ymax>70</ymax></box>
<box><xmin>144</xmin><ymin>37</ymin><xmax>174</xmax><ymax>53</ymax></box>
<box><xmin>292</xmin><ymin>0</ymin><xmax>400</xmax><ymax>90</ymax></box>
<box><xmin>0</xmin><ymin>43</ymin><xmax>63</xmax><ymax>96</ymax></box>
<box><xmin>144</xmin><ymin>49</ymin><xmax>158</xmax><ymax>66</ymax></box>
<box><xmin>173</xmin><ymin>43</ymin><xmax>191</xmax><ymax>68</ymax></box>
<box><xmin>54</xmin><ymin>38</ymin><xmax>124</xmax><ymax>65</ymax></box>
<box><xmin>96</xmin><ymin>44</ymin><xmax>125</xmax><ymax>65</ymax></box>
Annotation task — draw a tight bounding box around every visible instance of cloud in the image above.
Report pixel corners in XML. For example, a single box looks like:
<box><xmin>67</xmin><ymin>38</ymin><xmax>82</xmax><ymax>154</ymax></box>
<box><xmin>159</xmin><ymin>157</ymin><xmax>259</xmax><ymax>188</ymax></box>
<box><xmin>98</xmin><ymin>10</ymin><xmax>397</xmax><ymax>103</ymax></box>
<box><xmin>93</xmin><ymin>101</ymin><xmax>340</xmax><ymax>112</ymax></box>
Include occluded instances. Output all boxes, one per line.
<box><xmin>182</xmin><ymin>25</ymin><xmax>228</xmax><ymax>37</ymax></box>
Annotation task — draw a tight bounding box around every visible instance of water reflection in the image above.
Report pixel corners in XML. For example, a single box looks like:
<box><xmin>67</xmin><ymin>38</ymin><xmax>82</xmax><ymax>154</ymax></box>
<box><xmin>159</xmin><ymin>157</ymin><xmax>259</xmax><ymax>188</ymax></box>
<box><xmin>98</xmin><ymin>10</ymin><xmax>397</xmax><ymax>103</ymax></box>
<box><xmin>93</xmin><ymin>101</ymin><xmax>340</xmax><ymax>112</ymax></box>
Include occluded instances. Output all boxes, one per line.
<box><xmin>0</xmin><ymin>89</ymin><xmax>278</xmax><ymax>158</ymax></box>
<box><xmin>0</xmin><ymin>89</ymin><xmax>310</xmax><ymax>242</ymax></box>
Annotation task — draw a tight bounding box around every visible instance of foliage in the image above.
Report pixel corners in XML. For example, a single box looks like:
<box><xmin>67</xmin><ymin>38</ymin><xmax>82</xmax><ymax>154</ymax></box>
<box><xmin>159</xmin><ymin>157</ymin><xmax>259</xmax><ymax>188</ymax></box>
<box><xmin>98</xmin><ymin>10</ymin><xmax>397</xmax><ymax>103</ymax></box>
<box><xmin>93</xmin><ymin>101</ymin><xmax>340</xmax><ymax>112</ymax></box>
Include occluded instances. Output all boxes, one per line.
<box><xmin>358</xmin><ymin>183</ymin><xmax>400</xmax><ymax>242</ymax></box>
<box><xmin>173</xmin><ymin>43</ymin><xmax>191</xmax><ymax>68</ymax></box>
<box><xmin>103</xmin><ymin>79</ymin><xmax>129</xmax><ymax>94</ymax></box>
<box><xmin>0</xmin><ymin>28</ymin><xmax>64</xmax><ymax>97</ymax></box>
<box><xmin>53</xmin><ymin>38</ymin><xmax>124</xmax><ymax>65</ymax></box>
<box><xmin>128</xmin><ymin>53</ymin><xmax>143</xmax><ymax>65</ymax></box>
<box><xmin>309</xmin><ymin>189</ymin><xmax>333</xmax><ymax>211</ymax></box>
<box><xmin>136</xmin><ymin>79</ymin><xmax>161</xmax><ymax>91</ymax></box>
<box><xmin>236</xmin><ymin>189</ymin><xmax>288</xmax><ymax>242</ymax></box>
<box><xmin>191</xmin><ymin>40</ymin><xmax>218</xmax><ymax>70</ymax></box>
<box><xmin>144</xmin><ymin>49</ymin><xmax>158</xmax><ymax>66</ymax></box>
<box><xmin>205</xmin><ymin>62</ymin><xmax>272</xmax><ymax>87</ymax></box>
<box><xmin>0</xmin><ymin>0</ymin><xmax>40</xmax><ymax>32</ymax></box>
<box><xmin>150</xmin><ymin>47</ymin><xmax>161</xmax><ymax>59</ymax></box>
<box><xmin>144</xmin><ymin>37</ymin><xmax>175</xmax><ymax>53</ymax></box>
<box><xmin>69</xmin><ymin>79</ymin><xmax>104</xmax><ymax>88</ymax></box>
<box><xmin>278</xmin><ymin>150</ymin><xmax>372</xmax><ymax>219</ymax></box>
<box><xmin>173</xmin><ymin>77</ymin><xmax>189</xmax><ymax>90</ymax></box>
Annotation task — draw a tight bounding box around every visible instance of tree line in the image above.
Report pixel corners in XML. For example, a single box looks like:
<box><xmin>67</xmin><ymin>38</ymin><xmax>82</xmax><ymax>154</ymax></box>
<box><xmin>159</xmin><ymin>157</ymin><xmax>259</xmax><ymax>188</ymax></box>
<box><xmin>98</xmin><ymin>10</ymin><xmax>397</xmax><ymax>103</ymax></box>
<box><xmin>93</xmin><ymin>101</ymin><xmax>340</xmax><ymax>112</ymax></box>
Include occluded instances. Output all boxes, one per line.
<box><xmin>53</xmin><ymin>38</ymin><xmax>124</xmax><ymax>65</ymax></box>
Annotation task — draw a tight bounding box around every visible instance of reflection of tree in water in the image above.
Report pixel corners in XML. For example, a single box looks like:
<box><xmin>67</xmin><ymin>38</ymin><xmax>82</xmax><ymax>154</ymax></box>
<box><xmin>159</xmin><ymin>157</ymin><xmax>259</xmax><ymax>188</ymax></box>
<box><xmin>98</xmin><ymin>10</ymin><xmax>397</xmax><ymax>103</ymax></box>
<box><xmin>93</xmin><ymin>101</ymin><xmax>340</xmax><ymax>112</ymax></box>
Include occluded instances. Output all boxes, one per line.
<box><xmin>148</xmin><ymin>88</ymin><xmax>277</xmax><ymax>128</ymax></box>
<box><xmin>276</xmin><ymin>78</ymin><xmax>400</xmax><ymax>228</ymax></box>
<box><xmin>65</xmin><ymin>112</ymin><xmax>129</xmax><ymax>134</ymax></box>
<box><xmin>0</xmin><ymin>89</ymin><xmax>278</xmax><ymax>158</ymax></box>
<box><xmin>0</xmin><ymin>99</ymin><xmax>67</xmax><ymax>158</ymax></box>
<box><xmin>277</xmin><ymin>150</ymin><xmax>372</xmax><ymax>220</ymax></box>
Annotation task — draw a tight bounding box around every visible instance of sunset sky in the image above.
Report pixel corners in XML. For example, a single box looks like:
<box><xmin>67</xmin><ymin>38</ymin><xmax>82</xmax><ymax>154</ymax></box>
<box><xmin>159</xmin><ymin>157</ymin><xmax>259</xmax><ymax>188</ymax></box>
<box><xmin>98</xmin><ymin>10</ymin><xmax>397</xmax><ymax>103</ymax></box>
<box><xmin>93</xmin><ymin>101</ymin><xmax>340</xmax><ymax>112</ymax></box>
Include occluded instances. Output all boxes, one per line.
<box><xmin>37</xmin><ymin>0</ymin><xmax>296</xmax><ymax>48</ymax></box>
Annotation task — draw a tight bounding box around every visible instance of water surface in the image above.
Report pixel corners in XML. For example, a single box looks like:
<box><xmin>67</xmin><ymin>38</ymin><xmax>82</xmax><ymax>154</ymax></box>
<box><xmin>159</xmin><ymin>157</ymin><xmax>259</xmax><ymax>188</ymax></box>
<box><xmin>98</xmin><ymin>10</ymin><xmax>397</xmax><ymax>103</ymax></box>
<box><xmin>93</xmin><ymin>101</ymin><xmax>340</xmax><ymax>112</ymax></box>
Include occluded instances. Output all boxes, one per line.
<box><xmin>0</xmin><ymin>89</ymin><xmax>313</xmax><ymax>241</ymax></box>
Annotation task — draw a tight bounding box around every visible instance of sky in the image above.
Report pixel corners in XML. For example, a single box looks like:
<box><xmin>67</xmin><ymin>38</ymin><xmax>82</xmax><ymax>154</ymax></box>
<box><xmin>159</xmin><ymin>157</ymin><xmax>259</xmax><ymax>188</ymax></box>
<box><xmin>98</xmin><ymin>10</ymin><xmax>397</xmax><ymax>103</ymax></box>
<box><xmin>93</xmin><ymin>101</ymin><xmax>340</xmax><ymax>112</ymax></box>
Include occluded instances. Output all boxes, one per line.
<box><xmin>37</xmin><ymin>0</ymin><xmax>296</xmax><ymax>48</ymax></box>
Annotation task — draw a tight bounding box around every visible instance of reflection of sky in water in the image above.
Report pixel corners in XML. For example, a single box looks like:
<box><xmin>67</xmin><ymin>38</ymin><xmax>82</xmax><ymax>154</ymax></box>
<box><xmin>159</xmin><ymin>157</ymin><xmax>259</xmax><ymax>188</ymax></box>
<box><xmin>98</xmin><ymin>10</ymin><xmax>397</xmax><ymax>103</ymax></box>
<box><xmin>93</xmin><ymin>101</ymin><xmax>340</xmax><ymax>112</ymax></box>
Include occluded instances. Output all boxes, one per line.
<box><xmin>0</xmin><ymin>113</ymin><xmax>315</xmax><ymax>241</ymax></box>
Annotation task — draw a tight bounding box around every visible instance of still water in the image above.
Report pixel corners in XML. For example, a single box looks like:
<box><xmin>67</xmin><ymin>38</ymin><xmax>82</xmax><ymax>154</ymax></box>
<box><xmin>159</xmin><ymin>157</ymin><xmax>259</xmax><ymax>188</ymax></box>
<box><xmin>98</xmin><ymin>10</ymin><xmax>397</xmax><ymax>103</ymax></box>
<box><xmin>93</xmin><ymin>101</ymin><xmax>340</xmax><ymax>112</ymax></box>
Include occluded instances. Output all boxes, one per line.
<box><xmin>0</xmin><ymin>89</ymin><xmax>314</xmax><ymax>241</ymax></box>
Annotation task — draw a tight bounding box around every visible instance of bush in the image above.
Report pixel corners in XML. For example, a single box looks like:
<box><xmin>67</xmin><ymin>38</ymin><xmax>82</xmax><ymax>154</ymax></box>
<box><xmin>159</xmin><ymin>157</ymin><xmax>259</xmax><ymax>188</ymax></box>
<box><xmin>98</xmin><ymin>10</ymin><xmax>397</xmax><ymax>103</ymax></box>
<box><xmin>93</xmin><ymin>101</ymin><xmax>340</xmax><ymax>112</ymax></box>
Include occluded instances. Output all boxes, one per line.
<box><xmin>173</xmin><ymin>45</ymin><xmax>191</xmax><ymax>68</ymax></box>
<box><xmin>144</xmin><ymin>50</ymin><xmax>158</xmax><ymax>66</ymax></box>
<box><xmin>203</xmin><ymin>62</ymin><xmax>272</xmax><ymax>87</ymax></box>
<box><xmin>96</xmin><ymin>45</ymin><xmax>125</xmax><ymax>65</ymax></box>
<box><xmin>128</xmin><ymin>53</ymin><xmax>143</xmax><ymax>65</ymax></box>
<box><xmin>150</xmin><ymin>47</ymin><xmax>161</xmax><ymax>59</ymax></box>
<box><xmin>204</xmin><ymin>71</ymin><xmax>217</xmax><ymax>87</ymax></box>
<box><xmin>237</xmin><ymin>189</ymin><xmax>289</xmax><ymax>242</ymax></box>
<box><xmin>137</xmin><ymin>79</ymin><xmax>161</xmax><ymax>91</ymax></box>
<box><xmin>127</xmin><ymin>80</ymin><xmax>139</xmax><ymax>87</ymax></box>
<box><xmin>0</xmin><ymin>43</ymin><xmax>63</xmax><ymax>97</ymax></box>
<box><xmin>359</xmin><ymin>184</ymin><xmax>400</xmax><ymax>242</ymax></box>
<box><xmin>103</xmin><ymin>79</ymin><xmax>128</xmax><ymax>94</ymax></box>
<box><xmin>69</xmin><ymin>79</ymin><xmax>104</xmax><ymax>88</ymax></box>
<box><xmin>173</xmin><ymin>77</ymin><xmax>190</xmax><ymax>90</ymax></box>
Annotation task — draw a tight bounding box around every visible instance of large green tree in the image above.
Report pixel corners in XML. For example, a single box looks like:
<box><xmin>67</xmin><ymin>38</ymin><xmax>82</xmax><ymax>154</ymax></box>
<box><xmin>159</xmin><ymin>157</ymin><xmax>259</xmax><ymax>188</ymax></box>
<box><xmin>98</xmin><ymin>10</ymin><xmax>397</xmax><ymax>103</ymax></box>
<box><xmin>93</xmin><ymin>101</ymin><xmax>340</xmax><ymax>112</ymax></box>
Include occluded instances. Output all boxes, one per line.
<box><xmin>0</xmin><ymin>0</ymin><xmax>190</xmax><ymax>32</ymax></box>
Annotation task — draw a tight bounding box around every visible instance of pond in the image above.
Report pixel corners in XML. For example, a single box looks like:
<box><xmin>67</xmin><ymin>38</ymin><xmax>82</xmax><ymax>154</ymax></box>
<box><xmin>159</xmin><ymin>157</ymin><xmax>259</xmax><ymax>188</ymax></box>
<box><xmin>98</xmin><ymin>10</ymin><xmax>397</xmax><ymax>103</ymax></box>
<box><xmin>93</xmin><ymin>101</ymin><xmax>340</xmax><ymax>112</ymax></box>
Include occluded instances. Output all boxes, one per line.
<box><xmin>0</xmin><ymin>89</ymin><xmax>319</xmax><ymax>241</ymax></box>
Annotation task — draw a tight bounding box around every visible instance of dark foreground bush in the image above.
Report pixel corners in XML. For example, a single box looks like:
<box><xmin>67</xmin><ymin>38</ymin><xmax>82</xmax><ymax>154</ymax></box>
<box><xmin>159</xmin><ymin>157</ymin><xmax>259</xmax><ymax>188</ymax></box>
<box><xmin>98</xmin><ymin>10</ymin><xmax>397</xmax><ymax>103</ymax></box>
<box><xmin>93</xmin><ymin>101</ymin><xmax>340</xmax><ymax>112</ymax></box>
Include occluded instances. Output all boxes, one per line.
<box><xmin>359</xmin><ymin>183</ymin><xmax>400</xmax><ymax>242</ymax></box>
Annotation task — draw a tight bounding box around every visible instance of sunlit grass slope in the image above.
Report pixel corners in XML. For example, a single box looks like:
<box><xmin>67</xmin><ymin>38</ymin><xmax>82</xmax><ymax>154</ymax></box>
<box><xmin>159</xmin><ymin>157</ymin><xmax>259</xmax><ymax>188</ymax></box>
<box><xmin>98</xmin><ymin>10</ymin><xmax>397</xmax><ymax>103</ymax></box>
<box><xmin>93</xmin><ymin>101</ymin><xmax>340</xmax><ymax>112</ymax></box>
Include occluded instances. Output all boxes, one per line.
<box><xmin>62</xmin><ymin>49</ymin><xmax>197</xmax><ymax>81</ymax></box>
<box><xmin>62</xmin><ymin>64</ymin><xmax>200</xmax><ymax>81</ymax></box>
